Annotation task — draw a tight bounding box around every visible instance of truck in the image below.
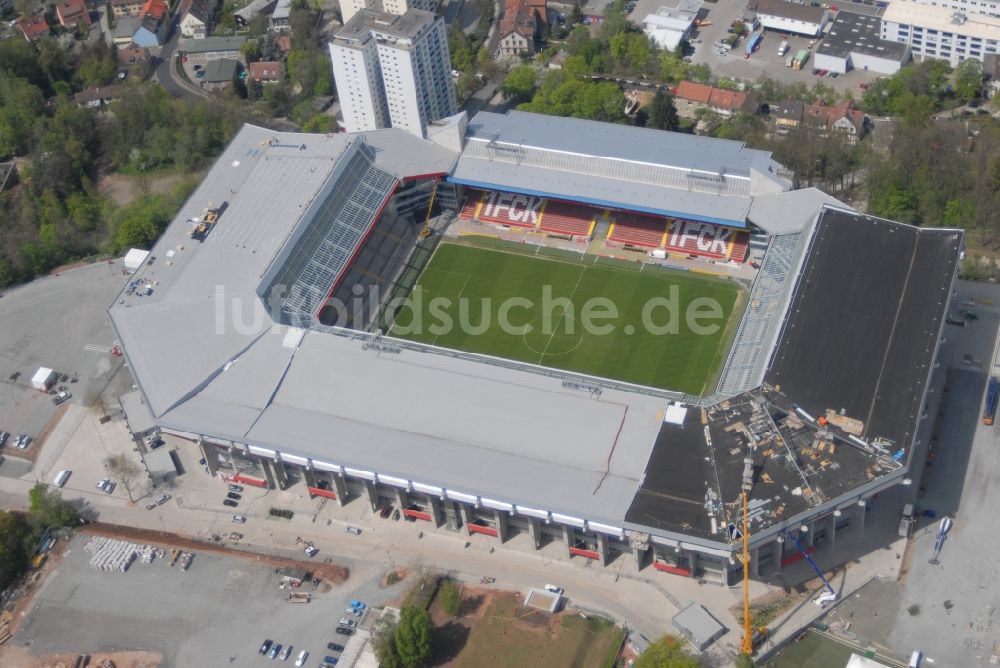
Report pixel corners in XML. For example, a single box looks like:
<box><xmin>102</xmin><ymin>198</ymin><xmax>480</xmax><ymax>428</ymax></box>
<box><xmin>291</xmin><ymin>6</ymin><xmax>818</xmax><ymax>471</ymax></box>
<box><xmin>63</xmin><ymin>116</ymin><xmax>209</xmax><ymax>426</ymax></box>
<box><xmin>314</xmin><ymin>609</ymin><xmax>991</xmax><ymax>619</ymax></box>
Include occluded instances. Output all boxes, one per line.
<box><xmin>792</xmin><ymin>49</ymin><xmax>809</xmax><ymax>70</ymax></box>
<box><xmin>984</xmin><ymin>377</ymin><xmax>999</xmax><ymax>425</ymax></box>
<box><xmin>745</xmin><ymin>32</ymin><xmax>763</xmax><ymax>58</ymax></box>
<box><xmin>898</xmin><ymin>503</ymin><xmax>915</xmax><ymax>538</ymax></box>
<box><xmin>778</xmin><ymin>40</ymin><xmax>789</xmax><ymax>56</ymax></box>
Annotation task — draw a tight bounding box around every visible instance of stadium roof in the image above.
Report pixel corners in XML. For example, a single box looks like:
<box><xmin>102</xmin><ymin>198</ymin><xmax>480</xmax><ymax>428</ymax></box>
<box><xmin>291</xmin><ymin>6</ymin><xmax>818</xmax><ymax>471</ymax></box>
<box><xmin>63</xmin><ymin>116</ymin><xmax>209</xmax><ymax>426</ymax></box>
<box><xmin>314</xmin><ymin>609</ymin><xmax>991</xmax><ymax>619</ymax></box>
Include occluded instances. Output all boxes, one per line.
<box><xmin>450</xmin><ymin>111</ymin><xmax>790</xmax><ymax>227</ymax></box>
<box><xmin>626</xmin><ymin>208</ymin><xmax>961</xmax><ymax>544</ymax></box>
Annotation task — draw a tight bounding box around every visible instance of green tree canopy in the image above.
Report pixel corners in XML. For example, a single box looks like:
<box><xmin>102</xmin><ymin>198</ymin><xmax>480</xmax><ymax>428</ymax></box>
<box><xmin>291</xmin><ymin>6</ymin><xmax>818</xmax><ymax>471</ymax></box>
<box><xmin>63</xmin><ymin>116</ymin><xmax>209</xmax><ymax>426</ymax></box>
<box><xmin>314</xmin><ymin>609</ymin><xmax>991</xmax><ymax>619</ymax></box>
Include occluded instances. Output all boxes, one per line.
<box><xmin>28</xmin><ymin>483</ymin><xmax>78</xmax><ymax>529</ymax></box>
<box><xmin>646</xmin><ymin>91</ymin><xmax>679</xmax><ymax>131</ymax></box>
<box><xmin>394</xmin><ymin>605</ymin><xmax>432</xmax><ymax>668</ymax></box>
<box><xmin>502</xmin><ymin>65</ymin><xmax>537</xmax><ymax>104</ymax></box>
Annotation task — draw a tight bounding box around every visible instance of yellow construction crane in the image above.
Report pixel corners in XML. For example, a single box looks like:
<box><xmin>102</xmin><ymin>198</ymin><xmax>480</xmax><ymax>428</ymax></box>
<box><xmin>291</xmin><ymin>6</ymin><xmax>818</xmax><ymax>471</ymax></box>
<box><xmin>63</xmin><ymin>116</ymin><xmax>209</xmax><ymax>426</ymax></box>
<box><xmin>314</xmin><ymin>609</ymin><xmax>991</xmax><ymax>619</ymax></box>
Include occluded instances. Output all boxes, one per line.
<box><xmin>418</xmin><ymin>181</ymin><xmax>439</xmax><ymax>239</ymax></box>
<box><xmin>740</xmin><ymin>472</ymin><xmax>753</xmax><ymax>655</ymax></box>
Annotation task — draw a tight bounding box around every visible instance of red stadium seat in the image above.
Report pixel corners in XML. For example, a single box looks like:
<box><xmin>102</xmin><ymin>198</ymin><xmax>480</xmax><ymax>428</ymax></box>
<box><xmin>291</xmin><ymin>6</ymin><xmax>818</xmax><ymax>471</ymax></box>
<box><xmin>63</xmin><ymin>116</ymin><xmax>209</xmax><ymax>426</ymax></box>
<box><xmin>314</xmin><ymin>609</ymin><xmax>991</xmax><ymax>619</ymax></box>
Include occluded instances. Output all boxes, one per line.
<box><xmin>538</xmin><ymin>200</ymin><xmax>596</xmax><ymax>237</ymax></box>
<box><xmin>475</xmin><ymin>191</ymin><xmax>543</xmax><ymax>229</ymax></box>
<box><xmin>459</xmin><ymin>191</ymin><xmax>483</xmax><ymax>220</ymax></box>
<box><xmin>665</xmin><ymin>220</ymin><xmax>750</xmax><ymax>262</ymax></box>
<box><xmin>608</xmin><ymin>213</ymin><xmax>669</xmax><ymax>248</ymax></box>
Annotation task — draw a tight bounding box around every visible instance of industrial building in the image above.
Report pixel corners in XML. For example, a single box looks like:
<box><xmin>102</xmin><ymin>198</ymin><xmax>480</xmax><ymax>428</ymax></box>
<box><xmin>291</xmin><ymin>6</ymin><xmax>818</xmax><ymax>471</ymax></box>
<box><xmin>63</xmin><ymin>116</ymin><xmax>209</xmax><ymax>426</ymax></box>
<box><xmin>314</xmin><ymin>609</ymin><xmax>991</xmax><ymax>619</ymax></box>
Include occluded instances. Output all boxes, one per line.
<box><xmin>813</xmin><ymin>11</ymin><xmax>911</xmax><ymax>75</ymax></box>
<box><xmin>329</xmin><ymin>9</ymin><xmax>457</xmax><ymax>137</ymax></box>
<box><xmin>111</xmin><ymin>112</ymin><xmax>961</xmax><ymax>586</ymax></box>
<box><xmin>641</xmin><ymin>0</ymin><xmax>703</xmax><ymax>51</ymax></box>
<box><xmin>747</xmin><ymin>0</ymin><xmax>829</xmax><ymax>37</ymax></box>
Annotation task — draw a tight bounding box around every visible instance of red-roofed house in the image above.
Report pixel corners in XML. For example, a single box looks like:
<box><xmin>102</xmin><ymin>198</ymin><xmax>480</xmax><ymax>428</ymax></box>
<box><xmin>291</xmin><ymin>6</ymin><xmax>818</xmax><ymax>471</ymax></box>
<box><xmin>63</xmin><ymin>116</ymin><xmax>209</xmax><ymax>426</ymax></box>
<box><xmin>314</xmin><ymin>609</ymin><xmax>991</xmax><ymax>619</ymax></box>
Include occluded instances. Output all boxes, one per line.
<box><xmin>248</xmin><ymin>61</ymin><xmax>283</xmax><ymax>83</ymax></box>
<box><xmin>18</xmin><ymin>13</ymin><xmax>51</xmax><ymax>42</ymax></box>
<box><xmin>56</xmin><ymin>0</ymin><xmax>92</xmax><ymax>28</ymax></box>
<box><xmin>674</xmin><ymin>80</ymin><xmax>760</xmax><ymax>118</ymax></box>
<box><xmin>132</xmin><ymin>0</ymin><xmax>170</xmax><ymax>47</ymax></box>
<box><xmin>498</xmin><ymin>0</ymin><xmax>537</xmax><ymax>58</ymax></box>
<box><xmin>803</xmin><ymin>99</ymin><xmax>866</xmax><ymax>143</ymax></box>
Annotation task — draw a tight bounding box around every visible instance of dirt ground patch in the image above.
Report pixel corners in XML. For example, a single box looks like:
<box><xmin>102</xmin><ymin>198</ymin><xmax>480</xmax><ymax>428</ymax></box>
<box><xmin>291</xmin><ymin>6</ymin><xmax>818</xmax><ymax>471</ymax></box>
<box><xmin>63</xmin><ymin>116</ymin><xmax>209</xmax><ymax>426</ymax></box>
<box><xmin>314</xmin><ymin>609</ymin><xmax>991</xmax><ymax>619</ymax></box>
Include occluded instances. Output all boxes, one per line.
<box><xmin>1</xmin><ymin>645</ymin><xmax>163</xmax><ymax>668</ymax></box>
<box><xmin>97</xmin><ymin>171</ymin><xmax>202</xmax><ymax>208</ymax></box>
<box><xmin>431</xmin><ymin>590</ymin><xmax>624</xmax><ymax>668</ymax></box>
<box><xmin>82</xmin><ymin>523</ymin><xmax>350</xmax><ymax>584</ymax></box>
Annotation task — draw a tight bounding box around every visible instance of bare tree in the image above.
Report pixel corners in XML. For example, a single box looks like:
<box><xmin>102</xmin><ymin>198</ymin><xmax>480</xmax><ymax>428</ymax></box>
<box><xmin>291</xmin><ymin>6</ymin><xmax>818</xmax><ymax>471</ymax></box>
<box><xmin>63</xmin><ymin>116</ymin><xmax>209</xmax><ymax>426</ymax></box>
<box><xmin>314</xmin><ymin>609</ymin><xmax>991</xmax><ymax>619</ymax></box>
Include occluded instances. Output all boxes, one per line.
<box><xmin>106</xmin><ymin>454</ymin><xmax>145</xmax><ymax>502</ymax></box>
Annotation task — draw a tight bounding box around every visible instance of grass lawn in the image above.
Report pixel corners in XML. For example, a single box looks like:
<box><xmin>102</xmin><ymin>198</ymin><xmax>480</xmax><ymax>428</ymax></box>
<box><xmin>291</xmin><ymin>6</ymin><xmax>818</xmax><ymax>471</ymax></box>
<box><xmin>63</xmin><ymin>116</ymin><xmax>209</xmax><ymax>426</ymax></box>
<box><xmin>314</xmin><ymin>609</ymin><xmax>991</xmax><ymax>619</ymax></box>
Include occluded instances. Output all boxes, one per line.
<box><xmin>389</xmin><ymin>241</ymin><xmax>742</xmax><ymax>395</ymax></box>
<box><xmin>435</xmin><ymin>593</ymin><xmax>624</xmax><ymax>668</ymax></box>
<box><xmin>764</xmin><ymin>630</ymin><xmax>877</xmax><ymax>668</ymax></box>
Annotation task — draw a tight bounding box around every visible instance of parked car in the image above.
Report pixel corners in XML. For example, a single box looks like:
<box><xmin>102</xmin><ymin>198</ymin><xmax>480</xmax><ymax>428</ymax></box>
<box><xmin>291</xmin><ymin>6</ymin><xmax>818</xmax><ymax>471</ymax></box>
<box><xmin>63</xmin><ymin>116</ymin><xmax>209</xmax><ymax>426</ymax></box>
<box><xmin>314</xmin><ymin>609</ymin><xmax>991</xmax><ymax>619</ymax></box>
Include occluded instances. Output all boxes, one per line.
<box><xmin>544</xmin><ymin>584</ymin><xmax>565</xmax><ymax>595</ymax></box>
<box><xmin>0</xmin><ymin>431</ymin><xmax>8</xmax><ymax>447</ymax></box>
<box><xmin>52</xmin><ymin>390</ymin><xmax>71</xmax><ymax>405</ymax></box>
<box><xmin>334</xmin><ymin>626</ymin><xmax>353</xmax><ymax>636</ymax></box>
<box><xmin>227</xmin><ymin>492</ymin><xmax>242</xmax><ymax>500</ymax></box>
<box><xmin>324</xmin><ymin>657</ymin><xmax>339</xmax><ymax>666</ymax></box>
<box><xmin>104</xmin><ymin>481</ymin><xmax>116</xmax><ymax>494</ymax></box>
<box><xmin>305</xmin><ymin>544</ymin><xmax>318</xmax><ymax>557</ymax></box>
<box><xmin>260</xmin><ymin>639</ymin><xmax>274</xmax><ymax>655</ymax></box>
<box><xmin>295</xmin><ymin>650</ymin><xmax>309</xmax><ymax>666</ymax></box>
<box><xmin>232</xmin><ymin>514</ymin><xmax>247</xmax><ymax>523</ymax></box>
<box><xmin>326</xmin><ymin>642</ymin><xmax>344</xmax><ymax>652</ymax></box>
<box><xmin>346</xmin><ymin>607</ymin><xmax>363</xmax><ymax>616</ymax></box>
<box><xmin>379</xmin><ymin>505</ymin><xmax>393</xmax><ymax>518</ymax></box>
<box><xmin>96</xmin><ymin>479</ymin><xmax>110</xmax><ymax>491</ymax></box>
<box><xmin>280</xmin><ymin>645</ymin><xmax>293</xmax><ymax>661</ymax></box>
<box><xmin>155</xmin><ymin>494</ymin><xmax>171</xmax><ymax>505</ymax></box>
<box><xmin>349</xmin><ymin>599</ymin><xmax>366</xmax><ymax>610</ymax></box>
<box><xmin>228</xmin><ymin>484</ymin><xmax>243</xmax><ymax>493</ymax></box>
<box><xmin>223</xmin><ymin>499</ymin><xmax>239</xmax><ymax>508</ymax></box>
<box><xmin>344</xmin><ymin>526</ymin><xmax>361</xmax><ymax>535</ymax></box>
<box><xmin>269</xmin><ymin>643</ymin><xmax>282</xmax><ymax>659</ymax></box>
<box><xmin>338</xmin><ymin>618</ymin><xmax>357</xmax><ymax>628</ymax></box>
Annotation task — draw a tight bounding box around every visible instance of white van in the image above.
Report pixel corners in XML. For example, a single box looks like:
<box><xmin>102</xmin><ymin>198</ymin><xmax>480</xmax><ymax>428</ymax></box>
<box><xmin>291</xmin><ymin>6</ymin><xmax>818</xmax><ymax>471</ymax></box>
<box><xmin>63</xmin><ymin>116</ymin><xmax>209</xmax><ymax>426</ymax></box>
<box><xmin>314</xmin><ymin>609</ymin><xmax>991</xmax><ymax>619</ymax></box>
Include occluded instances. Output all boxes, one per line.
<box><xmin>53</xmin><ymin>470</ymin><xmax>71</xmax><ymax>488</ymax></box>
<box><xmin>778</xmin><ymin>40</ymin><xmax>789</xmax><ymax>56</ymax></box>
<box><xmin>908</xmin><ymin>650</ymin><xmax>922</xmax><ymax>668</ymax></box>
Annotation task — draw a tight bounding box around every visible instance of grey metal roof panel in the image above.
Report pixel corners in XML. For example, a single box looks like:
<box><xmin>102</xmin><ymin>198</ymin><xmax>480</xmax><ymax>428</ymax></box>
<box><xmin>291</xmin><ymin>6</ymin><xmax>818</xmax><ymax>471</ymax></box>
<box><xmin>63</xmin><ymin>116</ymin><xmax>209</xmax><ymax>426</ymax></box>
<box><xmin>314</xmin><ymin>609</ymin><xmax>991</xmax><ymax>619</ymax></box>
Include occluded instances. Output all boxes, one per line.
<box><xmin>747</xmin><ymin>188</ymin><xmax>849</xmax><ymax>234</ymax></box>
<box><xmin>451</xmin><ymin>157</ymin><xmax>753</xmax><ymax>225</ymax></box>
<box><xmin>464</xmin><ymin>111</ymin><xmax>774</xmax><ymax>176</ymax></box>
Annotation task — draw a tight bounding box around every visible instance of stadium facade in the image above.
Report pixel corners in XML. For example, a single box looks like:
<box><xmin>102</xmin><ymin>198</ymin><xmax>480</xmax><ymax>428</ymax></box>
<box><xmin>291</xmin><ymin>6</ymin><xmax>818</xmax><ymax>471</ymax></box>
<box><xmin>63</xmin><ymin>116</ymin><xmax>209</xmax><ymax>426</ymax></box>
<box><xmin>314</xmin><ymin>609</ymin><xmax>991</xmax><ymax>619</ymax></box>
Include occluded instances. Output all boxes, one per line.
<box><xmin>111</xmin><ymin>112</ymin><xmax>962</xmax><ymax>585</ymax></box>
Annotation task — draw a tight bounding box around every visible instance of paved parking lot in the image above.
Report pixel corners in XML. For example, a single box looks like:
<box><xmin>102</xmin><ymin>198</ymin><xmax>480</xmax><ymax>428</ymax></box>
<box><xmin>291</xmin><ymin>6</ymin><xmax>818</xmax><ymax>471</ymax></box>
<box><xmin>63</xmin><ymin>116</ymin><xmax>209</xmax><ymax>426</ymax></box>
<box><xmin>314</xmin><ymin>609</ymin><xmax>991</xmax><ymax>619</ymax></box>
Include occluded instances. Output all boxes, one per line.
<box><xmin>0</xmin><ymin>262</ymin><xmax>127</xmax><ymax>451</ymax></box>
<box><xmin>17</xmin><ymin>532</ymin><xmax>399</xmax><ymax>666</ymax></box>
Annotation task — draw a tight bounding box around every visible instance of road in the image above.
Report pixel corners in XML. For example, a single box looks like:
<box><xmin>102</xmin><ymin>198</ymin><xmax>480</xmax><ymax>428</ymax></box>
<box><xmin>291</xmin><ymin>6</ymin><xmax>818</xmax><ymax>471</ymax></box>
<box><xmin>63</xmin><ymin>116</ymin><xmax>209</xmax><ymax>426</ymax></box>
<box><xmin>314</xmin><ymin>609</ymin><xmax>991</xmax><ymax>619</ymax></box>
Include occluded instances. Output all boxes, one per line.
<box><xmin>153</xmin><ymin>16</ymin><xmax>208</xmax><ymax>104</ymax></box>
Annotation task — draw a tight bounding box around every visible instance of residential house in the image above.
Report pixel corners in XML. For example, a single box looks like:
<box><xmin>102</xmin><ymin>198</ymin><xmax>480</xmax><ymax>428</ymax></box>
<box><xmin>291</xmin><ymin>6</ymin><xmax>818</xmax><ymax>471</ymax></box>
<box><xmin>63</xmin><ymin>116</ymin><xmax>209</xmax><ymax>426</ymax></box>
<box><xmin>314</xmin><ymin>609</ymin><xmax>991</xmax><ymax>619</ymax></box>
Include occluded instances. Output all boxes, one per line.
<box><xmin>74</xmin><ymin>85</ymin><xmax>125</xmax><ymax>108</ymax></box>
<box><xmin>183</xmin><ymin>36</ymin><xmax>248</xmax><ymax>67</ymax></box>
<box><xmin>132</xmin><ymin>0</ymin><xmax>170</xmax><ymax>47</ymax></box>
<box><xmin>673</xmin><ymin>80</ymin><xmax>759</xmax><ymax>118</ymax></box>
<box><xmin>56</xmin><ymin>0</ymin><xmax>92</xmax><ymax>29</ymax></box>
<box><xmin>116</xmin><ymin>43</ymin><xmax>151</xmax><ymax>67</ymax></box>
<box><xmin>112</xmin><ymin>17</ymin><xmax>141</xmax><ymax>46</ymax></box>
<box><xmin>498</xmin><ymin>0</ymin><xmax>537</xmax><ymax>58</ymax></box>
<box><xmin>275</xmin><ymin>34</ymin><xmax>292</xmax><ymax>54</ymax></box>
<box><xmin>772</xmin><ymin>98</ymin><xmax>804</xmax><ymax>134</ymax></box>
<box><xmin>18</xmin><ymin>14</ymin><xmax>51</xmax><ymax>42</ymax></box>
<box><xmin>248</xmin><ymin>60</ymin><xmax>283</xmax><ymax>83</ymax></box>
<box><xmin>199</xmin><ymin>59</ymin><xmax>239</xmax><ymax>91</ymax></box>
<box><xmin>526</xmin><ymin>0</ymin><xmax>547</xmax><ymax>31</ymax></box>
<box><xmin>803</xmin><ymin>99</ymin><xmax>866</xmax><ymax>143</ymax></box>
<box><xmin>110</xmin><ymin>0</ymin><xmax>144</xmax><ymax>18</ymax></box>
<box><xmin>270</xmin><ymin>0</ymin><xmax>291</xmax><ymax>32</ymax></box>
<box><xmin>234</xmin><ymin>0</ymin><xmax>278</xmax><ymax>28</ymax></box>
<box><xmin>180</xmin><ymin>0</ymin><xmax>214</xmax><ymax>39</ymax></box>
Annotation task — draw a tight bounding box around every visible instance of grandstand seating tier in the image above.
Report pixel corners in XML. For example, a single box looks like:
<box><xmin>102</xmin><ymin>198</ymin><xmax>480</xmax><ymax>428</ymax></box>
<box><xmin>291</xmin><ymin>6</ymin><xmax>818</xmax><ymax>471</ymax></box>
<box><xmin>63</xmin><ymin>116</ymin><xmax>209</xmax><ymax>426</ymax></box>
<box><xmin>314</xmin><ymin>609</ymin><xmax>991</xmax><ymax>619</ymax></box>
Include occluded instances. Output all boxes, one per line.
<box><xmin>608</xmin><ymin>213</ymin><xmax>669</xmax><ymax>248</ymax></box>
<box><xmin>538</xmin><ymin>200</ymin><xmax>596</xmax><ymax>237</ymax></box>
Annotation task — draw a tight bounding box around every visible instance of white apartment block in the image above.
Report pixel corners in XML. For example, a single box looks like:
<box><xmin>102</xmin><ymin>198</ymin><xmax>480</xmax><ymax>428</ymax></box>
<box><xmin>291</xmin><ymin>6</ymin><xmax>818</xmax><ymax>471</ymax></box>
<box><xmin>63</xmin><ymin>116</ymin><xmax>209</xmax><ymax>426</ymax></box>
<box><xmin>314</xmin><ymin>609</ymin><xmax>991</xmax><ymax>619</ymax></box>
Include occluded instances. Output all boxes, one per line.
<box><xmin>881</xmin><ymin>0</ymin><xmax>1000</xmax><ymax>65</ymax></box>
<box><xmin>902</xmin><ymin>0</ymin><xmax>1000</xmax><ymax>19</ymax></box>
<box><xmin>338</xmin><ymin>0</ymin><xmax>438</xmax><ymax>25</ymax></box>
<box><xmin>330</xmin><ymin>9</ymin><xmax>457</xmax><ymax>138</ymax></box>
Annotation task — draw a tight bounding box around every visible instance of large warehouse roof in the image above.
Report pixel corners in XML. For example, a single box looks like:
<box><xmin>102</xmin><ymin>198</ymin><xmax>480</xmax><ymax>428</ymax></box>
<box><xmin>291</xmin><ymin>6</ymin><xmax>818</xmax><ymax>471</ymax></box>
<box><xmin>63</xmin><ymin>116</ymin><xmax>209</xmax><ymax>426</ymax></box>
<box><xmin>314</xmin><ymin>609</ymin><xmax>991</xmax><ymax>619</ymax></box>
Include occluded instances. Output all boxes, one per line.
<box><xmin>450</xmin><ymin>111</ymin><xmax>790</xmax><ymax>226</ymax></box>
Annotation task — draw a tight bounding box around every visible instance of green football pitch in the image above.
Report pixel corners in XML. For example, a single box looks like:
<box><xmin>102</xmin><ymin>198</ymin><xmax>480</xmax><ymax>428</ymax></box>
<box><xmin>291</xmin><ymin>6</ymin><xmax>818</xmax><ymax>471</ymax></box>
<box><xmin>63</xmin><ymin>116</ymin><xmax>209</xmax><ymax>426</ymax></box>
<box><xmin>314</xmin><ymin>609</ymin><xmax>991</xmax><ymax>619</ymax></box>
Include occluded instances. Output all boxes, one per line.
<box><xmin>389</xmin><ymin>242</ymin><xmax>743</xmax><ymax>395</ymax></box>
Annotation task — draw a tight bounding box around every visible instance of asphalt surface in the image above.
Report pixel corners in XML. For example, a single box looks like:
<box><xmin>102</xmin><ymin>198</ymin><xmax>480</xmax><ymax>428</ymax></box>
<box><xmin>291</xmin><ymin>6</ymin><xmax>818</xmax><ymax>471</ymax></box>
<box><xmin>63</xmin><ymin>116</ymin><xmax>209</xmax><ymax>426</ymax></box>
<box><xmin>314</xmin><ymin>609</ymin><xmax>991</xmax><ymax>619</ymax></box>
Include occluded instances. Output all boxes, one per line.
<box><xmin>154</xmin><ymin>17</ymin><xmax>209</xmax><ymax>104</ymax></box>
<box><xmin>17</xmin><ymin>532</ymin><xmax>398</xmax><ymax>666</ymax></box>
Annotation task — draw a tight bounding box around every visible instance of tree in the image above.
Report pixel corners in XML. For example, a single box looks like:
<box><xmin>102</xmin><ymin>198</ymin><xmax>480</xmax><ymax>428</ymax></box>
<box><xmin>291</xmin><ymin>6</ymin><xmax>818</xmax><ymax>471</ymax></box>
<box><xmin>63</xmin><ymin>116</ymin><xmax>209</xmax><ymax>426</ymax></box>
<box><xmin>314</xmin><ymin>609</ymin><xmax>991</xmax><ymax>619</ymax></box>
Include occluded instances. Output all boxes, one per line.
<box><xmin>734</xmin><ymin>653</ymin><xmax>756</xmax><ymax>668</ymax></box>
<box><xmin>646</xmin><ymin>91</ymin><xmax>679</xmax><ymax>131</ymax></box>
<box><xmin>570</xmin><ymin>0</ymin><xmax>582</xmax><ymax>24</ymax></box>
<box><xmin>395</xmin><ymin>605</ymin><xmax>432</xmax><ymax>668</ymax></box>
<box><xmin>634</xmin><ymin>635</ymin><xmax>701</xmax><ymax>668</ymax></box>
<box><xmin>0</xmin><ymin>510</ymin><xmax>31</xmax><ymax>590</ymax></box>
<box><xmin>503</xmin><ymin>65</ymin><xmax>537</xmax><ymax>104</ymax></box>
<box><xmin>372</xmin><ymin>613</ymin><xmax>401</xmax><ymax>668</ymax></box>
<box><xmin>28</xmin><ymin>483</ymin><xmax>78</xmax><ymax>529</ymax></box>
<box><xmin>954</xmin><ymin>58</ymin><xmax>984</xmax><ymax>101</ymax></box>
<box><xmin>106</xmin><ymin>454</ymin><xmax>145</xmax><ymax>502</ymax></box>
<box><xmin>438</xmin><ymin>580</ymin><xmax>461</xmax><ymax>616</ymax></box>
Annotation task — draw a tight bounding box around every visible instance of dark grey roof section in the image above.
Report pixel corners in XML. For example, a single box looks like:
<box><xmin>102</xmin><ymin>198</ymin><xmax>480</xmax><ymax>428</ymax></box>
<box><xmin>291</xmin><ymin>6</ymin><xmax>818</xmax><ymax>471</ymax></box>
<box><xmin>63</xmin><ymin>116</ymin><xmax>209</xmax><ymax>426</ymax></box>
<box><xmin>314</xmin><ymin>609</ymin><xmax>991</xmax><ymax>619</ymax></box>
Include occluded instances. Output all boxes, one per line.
<box><xmin>626</xmin><ymin>208</ymin><xmax>960</xmax><ymax>543</ymax></box>
<box><xmin>672</xmin><ymin>603</ymin><xmax>727</xmax><ymax>651</ymax></box>
<box><xmin>767</xmin><ymin>209</ymin><xmax>961</xmax><ymax>457</ymax></box>
<box><xmin>749</xmin><ymin>0</ymin><xmax>826</xmax><ymax>23</ymax></box>
<box><xmin>817</xmin><ymin>10</ymin><xmax>910</xmax><ymax>61</ymax></box>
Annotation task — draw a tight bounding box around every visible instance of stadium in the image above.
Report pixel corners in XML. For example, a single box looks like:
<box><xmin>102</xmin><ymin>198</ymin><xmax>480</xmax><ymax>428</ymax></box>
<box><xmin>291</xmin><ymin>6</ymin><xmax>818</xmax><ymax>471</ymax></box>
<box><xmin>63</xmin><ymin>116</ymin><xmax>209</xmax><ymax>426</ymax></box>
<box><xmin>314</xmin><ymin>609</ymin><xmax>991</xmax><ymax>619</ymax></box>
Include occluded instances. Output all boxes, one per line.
<box><xmin>110</xmin><ymin>111</ymin><xmax>962</xmax><ymax>586</ymax></box>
